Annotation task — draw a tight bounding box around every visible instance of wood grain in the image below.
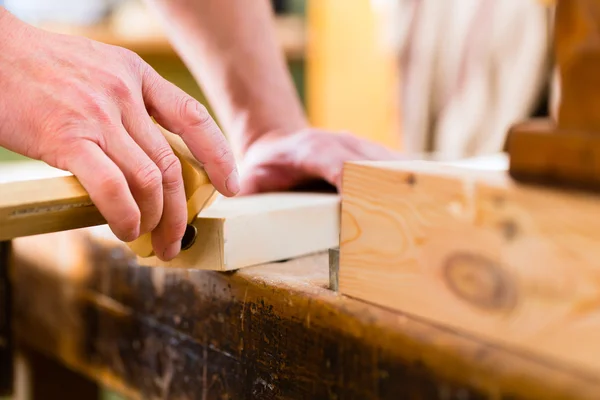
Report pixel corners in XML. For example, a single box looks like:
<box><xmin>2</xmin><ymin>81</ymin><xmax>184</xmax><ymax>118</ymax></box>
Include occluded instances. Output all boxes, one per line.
<box><xmin>339</xmin><ymin>156</ymin><xmax>600</xmax><ymax>376</ymax></box>
<box><xmin>11</xmin><ymin>228</ymin><xmax>600</xmax><ymax>399</ymax></box>
<box><xmin>138</xmin><ymin>192</ymin><xmax>341</xmax><ymax>270</ymax></box>
<box><xmin>0</xmin><ymin>174</ymin><xmax>106</xmax><ymax>241</ymax></box>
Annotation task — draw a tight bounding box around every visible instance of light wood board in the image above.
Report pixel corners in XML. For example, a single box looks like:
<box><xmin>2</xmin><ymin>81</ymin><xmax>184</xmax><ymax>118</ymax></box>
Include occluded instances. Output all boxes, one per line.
<box><xmin>339</xmin><ymin>153</ymin><xmax>600</xmax><ymax>375</ymax></box>
<box><xmin>138</xmin><ymin>192</ymin><xmax>341</xmax><ymax>270</ymax></box>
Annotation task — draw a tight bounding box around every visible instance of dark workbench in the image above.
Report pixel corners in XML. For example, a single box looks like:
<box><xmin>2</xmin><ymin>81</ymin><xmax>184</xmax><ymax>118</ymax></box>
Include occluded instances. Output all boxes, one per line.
<box><xmin>7</xmin><ymin>227</ymin><xmax>600</xmax><ymax>399</ymax></box>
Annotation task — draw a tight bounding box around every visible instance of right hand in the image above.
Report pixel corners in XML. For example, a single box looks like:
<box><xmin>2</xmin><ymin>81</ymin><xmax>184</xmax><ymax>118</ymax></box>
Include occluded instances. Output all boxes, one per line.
<box><xmin>0</xmin><ymin>10</ymin><xmax>239</xmax><ymax>261</ymax></box>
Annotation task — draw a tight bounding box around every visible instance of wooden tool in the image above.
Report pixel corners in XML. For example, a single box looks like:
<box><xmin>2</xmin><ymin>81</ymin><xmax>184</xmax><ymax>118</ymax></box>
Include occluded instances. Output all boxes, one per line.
<box><xmin>126</xmin><ymin>128</ymin><xmax>217</xmax><ymax>257</ymax></box>
<box><xmin>137</xmin><ymin>192</ymin><xmax>340</xmax><ymax>270</ymax></box>
<box><xmin>0</xmin><ymin>126</ymin><xmax>217</xmax><ymax>257</ymax></box>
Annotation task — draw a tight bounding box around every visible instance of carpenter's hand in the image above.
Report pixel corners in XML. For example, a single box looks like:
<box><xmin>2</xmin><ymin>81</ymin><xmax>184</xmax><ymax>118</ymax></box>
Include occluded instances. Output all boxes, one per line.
<box><xmin>238</xmin><ymin>129</ymin><xmax>403</xmax><ymax>194</ymax></box>
<box><xmin>0</xmin><ymin>11</ymin><xmax>238</xmax><ymax>261</ymax></box>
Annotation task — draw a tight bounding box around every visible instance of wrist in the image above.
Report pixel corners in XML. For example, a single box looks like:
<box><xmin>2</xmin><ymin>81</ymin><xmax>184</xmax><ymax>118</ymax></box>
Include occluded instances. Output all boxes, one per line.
<box><xmin>233</xmin><ymin>112</ymin><xmax>309</xmax><ymax>155</ymax></box>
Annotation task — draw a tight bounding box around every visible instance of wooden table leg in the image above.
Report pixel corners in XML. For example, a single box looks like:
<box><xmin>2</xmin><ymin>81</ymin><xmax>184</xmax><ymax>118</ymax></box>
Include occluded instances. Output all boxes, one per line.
<box><xmin>0</xmin><ymin>240</ymin><xmax>13</xmax><ymax>397</ymax></box>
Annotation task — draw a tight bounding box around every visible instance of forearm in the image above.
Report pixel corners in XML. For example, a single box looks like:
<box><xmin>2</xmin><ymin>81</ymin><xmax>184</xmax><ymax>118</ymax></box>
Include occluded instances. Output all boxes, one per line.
<box><xmin>144</xmin><ymin>0</ymin><xmax>308</xmax><ymax>155</ymax></box>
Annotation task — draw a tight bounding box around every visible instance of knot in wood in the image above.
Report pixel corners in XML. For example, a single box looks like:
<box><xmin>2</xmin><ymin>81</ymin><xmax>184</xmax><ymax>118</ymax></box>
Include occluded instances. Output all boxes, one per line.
<box><xmin>443</xmin><ymin>252</ymin><xmax>515</xmax><ymax>311</ymax></box>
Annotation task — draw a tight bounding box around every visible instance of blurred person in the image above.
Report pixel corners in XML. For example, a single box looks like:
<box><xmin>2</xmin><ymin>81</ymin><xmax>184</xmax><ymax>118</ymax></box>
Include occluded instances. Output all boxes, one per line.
<box><xmin>373</xmin><ymin>0</ymin><xmax>554</xmax><ymax>158</ymax></box>
<box><xmin>0</xmin><ymin>1</ymin><xmax>401</xmax><ymax>261</ymax></box>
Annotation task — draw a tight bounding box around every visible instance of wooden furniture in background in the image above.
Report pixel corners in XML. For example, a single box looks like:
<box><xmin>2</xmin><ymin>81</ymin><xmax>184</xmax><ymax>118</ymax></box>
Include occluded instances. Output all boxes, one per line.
<box><xmin>508</xmin><ymin>0</ymin><xmax>600</xmax><ymax>190</ymax></box>
<box><xmin>305</xmin><ymin>0</ymin><xmax>402</xmax><ymax>150</ymax></box>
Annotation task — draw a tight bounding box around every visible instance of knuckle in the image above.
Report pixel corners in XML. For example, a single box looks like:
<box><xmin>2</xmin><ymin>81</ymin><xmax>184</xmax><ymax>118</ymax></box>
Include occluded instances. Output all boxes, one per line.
<box><xmin>305</xmin><ymin>135</ymin><xmax>322</xmax><ymax>154</ymax></box>
<box><xmin>119</xmin><ymin>47</ymin><xmax>141</xmax><ymax>67</ymax></box>
<box><xmin>51</xmin><ymin>137</ymin><xmax>97</xmax><ymax>169</ymax></box>
<box><xmin>97</xmin><ymin>175</ymin><xmax>140</xmax><ymax>239</ymax></box>
<box><xmin>42</xmin><ymin>109</ymin><xmax>87</xmax><ymax>144</ymax></box>
<box><xmin>108</xmin><ymin>76</ymin><xmax>135</xmax><ymax>103</ymax></box>
<box><xmin>135</xmin><ymin>162</ymin><xmax>162</xmax><ymax>194</ymax></box>
<box><xmin>97</xmin><ymin>173</ymin><xmax>126</xmax><ymax>202</ymax></box>
<box><xmin>113</xmin><ymin>45</ymin><xmax>146</xmax><ymax>78</ymax></box>
<box><xmin>301</xmin><ymin>129</ymin><xmax>321</xmax><ymax>147</ymax></box>
<box><xmin>154</xmin><ymin>148</ymin><xmax>183</xmax><ymax>191</ymax></box>
<box><xmin>178</xmin><ymin>97</ymin><xmax>211</xmax><ymax>128</ymax></box>
<box><xmin>82</xmin><ymin>94</ymin><xmax>113</xmax><ymax>125</ymax></box>
<box><xmin>115</xmin><ymin>211</ymin><xmax>141</xmax><ymax>241</ymax></box>
<box><xmin>211</xmin><ymin>144</ymin><xmax>233</xmax><ymax>166</ymax></box>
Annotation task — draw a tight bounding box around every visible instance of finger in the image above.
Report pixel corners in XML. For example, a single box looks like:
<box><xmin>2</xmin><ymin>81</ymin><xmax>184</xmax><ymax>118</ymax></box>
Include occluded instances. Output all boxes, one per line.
<box><xmin>103</xmin><ymin>125</ymin><xmax>164</xmax><ymax>237</ymax></box>
<box><xmin>141</xmin><ymin>69</ymin><xmax>239</xmax><ymax>197</ymax></box>
<box><xmin>239</xmin><ymin>165</ymin><xmax>304</xmax><ymax>195</ymax></box>
<box><xmin>298</xmin><ymin>145</ymin><xmax>357</xmax><ymax>190</ymax></box>
<box><xmin>63</xmin><ymin>140</ymin><xmax>141</xmax><ymax>242</ymax></box>
<box><xmin>121</xmin><ymin>104</ymin><xmax>187</xmax><ymax>261</ymax></box>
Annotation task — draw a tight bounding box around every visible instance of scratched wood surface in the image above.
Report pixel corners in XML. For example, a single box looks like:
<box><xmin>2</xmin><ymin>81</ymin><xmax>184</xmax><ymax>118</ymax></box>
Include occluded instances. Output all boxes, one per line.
<box><xmin>9</xmin><ymin>227</ymin><xmax>600</xmax><ymax>400</ymax></box>
<box><xmin>339</xmin><ymin>157</ymin><xmax>600</xmax><ymax>378</ymax></box>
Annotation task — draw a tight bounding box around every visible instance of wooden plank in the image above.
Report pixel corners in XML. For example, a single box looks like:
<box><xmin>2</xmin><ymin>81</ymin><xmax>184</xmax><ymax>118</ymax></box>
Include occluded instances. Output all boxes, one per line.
<box><xmin>339</xmin><ymin>155</ymin><xmax>600</xmax><ymax>376</ymax></box>
<box><xmin>0</xmin><ymin>175</ymin><xmax>106</xmax><ymax>242</ymax></box>
<box><xmin>137</xmin><ymin>192</ymin><xmax>340</xmax><ymax>270</ymax></box>
<box><xmin>10</xmin><ymin>229</ymin><xmax>600</xmax><ymax>399</ymax></box>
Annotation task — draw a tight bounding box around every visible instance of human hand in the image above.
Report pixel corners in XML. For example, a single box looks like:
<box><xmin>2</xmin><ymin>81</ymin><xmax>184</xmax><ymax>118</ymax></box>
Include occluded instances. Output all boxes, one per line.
<box><xmin>0</xmin><ymin>10</ymin><xmax>239</xmax><ymax>261</ymax></box>
<box><xmin>238</xmin><ymin>129</ymin><xmax>404</xmax><ymax>194</ymax></box>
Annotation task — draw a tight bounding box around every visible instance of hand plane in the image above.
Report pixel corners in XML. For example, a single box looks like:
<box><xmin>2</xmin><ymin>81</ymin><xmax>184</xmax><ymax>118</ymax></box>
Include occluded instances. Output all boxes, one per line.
<box><xmin>0</xmin><ymin>126</ymin><xmax>218</xmax><ymax>258</ymax></box>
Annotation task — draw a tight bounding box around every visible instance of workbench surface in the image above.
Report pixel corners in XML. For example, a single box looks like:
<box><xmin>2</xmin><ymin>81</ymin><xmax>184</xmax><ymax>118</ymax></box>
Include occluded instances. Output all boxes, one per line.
<box><xmin>9</xmin><ymin>226</ymin><xmax>600</xmax><ymax>399</ymax></box>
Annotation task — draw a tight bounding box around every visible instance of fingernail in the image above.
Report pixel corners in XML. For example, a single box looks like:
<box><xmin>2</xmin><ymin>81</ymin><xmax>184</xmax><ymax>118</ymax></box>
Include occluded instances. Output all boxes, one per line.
<box><xmin>163</xmin><ymin>241</ymin><xmax>181</xmax><ymax>261</ymax></box>
<box><xmin>225</xmin><ymin>170</ymin><xmax>240</xmax><ymax>195</ymax></box>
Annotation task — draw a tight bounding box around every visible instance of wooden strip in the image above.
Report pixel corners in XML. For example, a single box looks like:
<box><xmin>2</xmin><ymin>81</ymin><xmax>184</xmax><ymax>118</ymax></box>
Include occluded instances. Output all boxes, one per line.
<box><xmin>11</xmin><ymin>230</ymin><xmax>600</xmax><ymax>399</ymax></box>
<box><xmin>137</xmin><ymin>192</ymin><xmax>341</xmax><ymax>270</ymax></box>
<box><xmin>0</xmin><ymin>175</ymin><xmax>106</xmax><ymax>241</ymax></box>
<box><xmin>339</xmin><ymin>156</ymin><xmax>600</xmax><ymax>376</ymax></box>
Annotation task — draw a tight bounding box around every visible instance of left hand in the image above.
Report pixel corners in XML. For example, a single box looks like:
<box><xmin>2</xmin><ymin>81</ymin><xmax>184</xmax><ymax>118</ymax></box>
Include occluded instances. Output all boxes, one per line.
<box><xmin>238</xmin><ymin>129</ymin><xmax>404</xmax><ymax>194</ymax></box>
